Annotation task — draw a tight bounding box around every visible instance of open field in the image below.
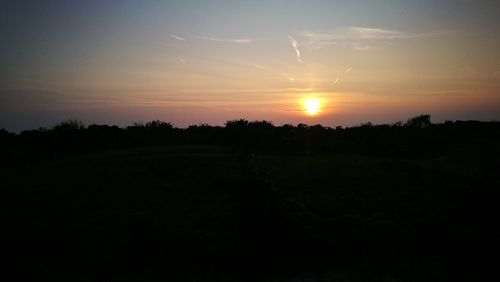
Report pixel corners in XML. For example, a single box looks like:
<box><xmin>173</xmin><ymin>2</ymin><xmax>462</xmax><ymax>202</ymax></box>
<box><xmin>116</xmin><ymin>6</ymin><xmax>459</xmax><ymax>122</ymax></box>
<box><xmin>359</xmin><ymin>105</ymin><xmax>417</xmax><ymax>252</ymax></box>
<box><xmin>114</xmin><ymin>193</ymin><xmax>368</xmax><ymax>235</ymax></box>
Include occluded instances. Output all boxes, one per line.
<box><xmin>1</xmin><ymin>121</ymin><xmax>500</xmax><ymax>281</ymax></box>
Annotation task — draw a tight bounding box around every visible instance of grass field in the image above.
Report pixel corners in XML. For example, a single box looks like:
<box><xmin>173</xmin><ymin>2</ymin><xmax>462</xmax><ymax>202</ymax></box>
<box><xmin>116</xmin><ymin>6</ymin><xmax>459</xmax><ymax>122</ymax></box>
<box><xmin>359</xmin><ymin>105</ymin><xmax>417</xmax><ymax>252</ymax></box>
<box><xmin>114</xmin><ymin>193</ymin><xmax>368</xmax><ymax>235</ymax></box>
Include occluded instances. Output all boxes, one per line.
<box><xmin>1</xmin><ymin>143</ymin><xmax>499</xmax><ymax>281</ymax></box>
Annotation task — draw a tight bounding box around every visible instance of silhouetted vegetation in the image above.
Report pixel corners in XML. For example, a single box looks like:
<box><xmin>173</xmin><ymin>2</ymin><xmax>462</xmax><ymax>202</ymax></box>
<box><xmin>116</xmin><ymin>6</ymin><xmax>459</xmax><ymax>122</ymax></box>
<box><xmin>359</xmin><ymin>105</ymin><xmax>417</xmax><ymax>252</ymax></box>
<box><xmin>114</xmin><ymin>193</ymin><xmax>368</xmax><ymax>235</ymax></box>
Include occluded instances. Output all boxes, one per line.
<box><xmin>404</xmin><ymin>114</ymin><xmax>432</xmax><ymax>128</ymax></box>
<box><xmin>1</xmin><ymin>115</ymin><xmax>500</xmax><ymax>281</ymax></box>
<box><xmin>5</xmin><ymin>115</ymin><xmax>500</xmax><ymax>160</ymax></box>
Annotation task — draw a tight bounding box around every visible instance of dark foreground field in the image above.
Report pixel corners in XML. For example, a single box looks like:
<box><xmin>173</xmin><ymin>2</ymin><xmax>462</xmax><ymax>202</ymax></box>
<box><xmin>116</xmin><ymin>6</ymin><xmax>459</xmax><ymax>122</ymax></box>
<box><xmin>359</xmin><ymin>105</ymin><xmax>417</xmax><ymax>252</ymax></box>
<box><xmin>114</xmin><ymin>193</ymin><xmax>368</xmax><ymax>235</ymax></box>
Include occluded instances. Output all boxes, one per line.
<box><xmin>1</xmin><ymin>118</ymin><xmax>500</xmax><ymax>281</ymax></box>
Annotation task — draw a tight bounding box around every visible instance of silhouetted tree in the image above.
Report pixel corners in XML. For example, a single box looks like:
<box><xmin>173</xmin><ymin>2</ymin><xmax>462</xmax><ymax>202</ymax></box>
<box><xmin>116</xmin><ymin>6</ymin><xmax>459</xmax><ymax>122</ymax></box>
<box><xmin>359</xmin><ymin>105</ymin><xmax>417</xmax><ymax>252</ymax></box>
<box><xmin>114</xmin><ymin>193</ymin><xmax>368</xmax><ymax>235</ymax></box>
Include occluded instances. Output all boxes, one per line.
<box><xmin>53</xmin><ymin>119</ymin><xmax>85</xmax><ymax>131</ymax></box>
<box><xmin>225</xmin><ymin>119</ymin><xmax>249</xmax><ymax>129</ymax></box>
<box><xmin>359</xmin><ymin>122</ymin><xmax>373</xmax><ymax>127</ymax></box>
<box><xmin>144</xmin><ymin>120</ymin><xmax>173</xmax><ymax>129</ymax></box>
<box><xmin>405</xmin><ymin>114</ymin><xmax>431</xmax><ymax>128</ymax></box>
<box><xmin>224</xmin><ymin>119</ymin><xmax>249</xmax><ymax>145</ymax></box>
<box><xmin>7</xmin><ymin>115</ymin><xmax>500</xmax><ymax>160</ymax></box>
<box><xmin>391</xmin><ymin>121</ymin><xmax>403</xmax><ymax>127</ymax></box>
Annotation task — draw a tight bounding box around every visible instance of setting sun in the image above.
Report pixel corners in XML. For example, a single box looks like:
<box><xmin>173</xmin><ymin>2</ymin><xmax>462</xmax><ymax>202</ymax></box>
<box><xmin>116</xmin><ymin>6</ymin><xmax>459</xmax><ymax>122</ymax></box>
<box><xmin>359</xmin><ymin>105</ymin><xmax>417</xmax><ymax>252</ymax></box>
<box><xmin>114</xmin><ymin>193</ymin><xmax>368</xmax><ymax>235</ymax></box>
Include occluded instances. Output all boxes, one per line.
<box><xmin>304</xmin><ymin>98</ymin><xmax>321</xmax><ymax>116</ymax></box>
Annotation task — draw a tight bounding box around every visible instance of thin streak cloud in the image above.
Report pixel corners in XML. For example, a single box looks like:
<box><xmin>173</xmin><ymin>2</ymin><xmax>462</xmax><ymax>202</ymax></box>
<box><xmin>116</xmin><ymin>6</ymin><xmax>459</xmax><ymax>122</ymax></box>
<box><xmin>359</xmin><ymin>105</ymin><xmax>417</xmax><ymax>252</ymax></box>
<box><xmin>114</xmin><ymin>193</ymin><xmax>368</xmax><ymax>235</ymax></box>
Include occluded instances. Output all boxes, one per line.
<box><xmin>299</xmin><ymin>26</ymin><xmax>443</xmax><ymax>50</ymax></box>
<box><xmin>169</xmin><ymin>34</ymin><xmax>186</xmax><ymax>41</ymax></box>
<box><xmin>252</xmin><ymin>63</ymin><xmax>266</xmax><ymax>69</ymax></box>
<box><xmin>351</xmin><ymin>43</ymin><xmax>373</xmax><ymax>51</ymax></box>
<box><xmin>288</xmin><ymin>35</ymin><xmax>302</xmax><ymax>63</ymax></box>
<box><xmin>349</xmin><ymin>27</ymin><xmax>414</xmax><ymax>40</ymax></box>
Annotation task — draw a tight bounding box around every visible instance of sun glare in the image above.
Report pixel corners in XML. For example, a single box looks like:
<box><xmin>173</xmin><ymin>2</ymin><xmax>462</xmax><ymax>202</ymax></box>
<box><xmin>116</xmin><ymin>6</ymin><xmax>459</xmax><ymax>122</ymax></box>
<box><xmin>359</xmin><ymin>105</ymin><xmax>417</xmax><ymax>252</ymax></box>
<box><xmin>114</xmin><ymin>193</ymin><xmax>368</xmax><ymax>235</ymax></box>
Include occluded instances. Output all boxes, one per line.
<box><xmin>304</xmin><ymin>98</ymin><xmax>321</xmax><ymax>116</ymax></box>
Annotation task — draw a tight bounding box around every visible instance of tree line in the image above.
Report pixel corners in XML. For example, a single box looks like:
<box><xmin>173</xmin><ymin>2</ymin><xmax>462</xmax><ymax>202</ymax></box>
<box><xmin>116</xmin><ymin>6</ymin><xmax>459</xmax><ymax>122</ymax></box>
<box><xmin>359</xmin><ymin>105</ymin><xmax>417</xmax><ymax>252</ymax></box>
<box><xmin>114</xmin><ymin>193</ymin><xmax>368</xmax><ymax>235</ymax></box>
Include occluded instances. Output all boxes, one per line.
<box><xmin>1</xmin><ymin>114</ymin><xmax>500</xmax><ymax>163</ymax></box>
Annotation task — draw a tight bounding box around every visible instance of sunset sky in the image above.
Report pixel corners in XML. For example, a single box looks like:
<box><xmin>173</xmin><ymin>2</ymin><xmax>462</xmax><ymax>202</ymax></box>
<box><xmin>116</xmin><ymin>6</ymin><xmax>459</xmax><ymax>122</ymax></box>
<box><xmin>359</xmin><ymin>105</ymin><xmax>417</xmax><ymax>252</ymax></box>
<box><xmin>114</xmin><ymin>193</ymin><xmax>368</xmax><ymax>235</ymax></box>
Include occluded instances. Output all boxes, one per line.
<box><xmin>2</xmin><ymin>0</ymin><xmax>500</xmax><ymax>131</ymax></box>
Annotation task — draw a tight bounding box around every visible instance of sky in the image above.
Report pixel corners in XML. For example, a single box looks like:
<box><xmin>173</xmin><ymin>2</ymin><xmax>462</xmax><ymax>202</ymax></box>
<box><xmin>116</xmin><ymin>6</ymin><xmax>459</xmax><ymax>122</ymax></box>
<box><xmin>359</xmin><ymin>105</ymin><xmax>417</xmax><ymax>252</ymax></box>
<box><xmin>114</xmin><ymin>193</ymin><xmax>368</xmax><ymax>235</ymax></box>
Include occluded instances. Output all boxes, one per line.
<box><xmin>1</xmin><ymin>0</ymin><xmax>500</xmax><ymax>131</ymax></box>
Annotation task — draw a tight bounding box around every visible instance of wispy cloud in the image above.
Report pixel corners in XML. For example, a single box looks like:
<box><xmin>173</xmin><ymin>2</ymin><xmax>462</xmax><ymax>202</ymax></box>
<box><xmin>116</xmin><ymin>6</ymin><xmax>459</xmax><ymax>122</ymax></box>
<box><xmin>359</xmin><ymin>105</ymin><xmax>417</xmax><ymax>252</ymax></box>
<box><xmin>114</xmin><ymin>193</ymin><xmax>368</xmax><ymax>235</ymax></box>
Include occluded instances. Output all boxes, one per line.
<box><xmin>351</xmin><ymin>42</ymin><xmax>373</xmax><ymax>51</ymax></box>
<box><xmin>169</xmin><ymin>34</ymin><xmax>186</xmax><ymax>41</ymax></box>
<box><xmin>300</xmin><ymin>26</ymin><xmax>437</xmax><ymax>50</ymax></box>
<box><xmin>288</xmin><ymin>35</ymin><xmax>302</xmax><ymax>62</ymax></box>
<box><xmin>196</xmin><ymin>35</ymin><xmax>253</xmax><ymax>43</ymax></box>
<box><xmin>349</xmin><ymin>26</ymin><xmax>414</xmax><ymax>40</ymax></box>
<box><xmin>252</xmin><ymin>63</ymin><xmax>266</xmax><ymax>69</ymax></box>
<box><xmin>331</xmin><ymin>68</ymin><xmax>351</xmax><ymax>85</ymax></box>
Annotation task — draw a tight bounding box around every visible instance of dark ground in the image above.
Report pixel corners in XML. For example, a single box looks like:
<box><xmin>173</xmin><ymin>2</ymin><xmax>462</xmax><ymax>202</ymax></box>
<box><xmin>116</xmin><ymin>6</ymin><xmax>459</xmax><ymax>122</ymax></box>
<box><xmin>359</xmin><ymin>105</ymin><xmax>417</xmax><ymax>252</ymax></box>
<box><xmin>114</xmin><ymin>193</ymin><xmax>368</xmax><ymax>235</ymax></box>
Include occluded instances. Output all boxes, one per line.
<box><xmin>1</xmin><ymin>118</ymin><xmax>499</xmax><ymax>281</ymax></box>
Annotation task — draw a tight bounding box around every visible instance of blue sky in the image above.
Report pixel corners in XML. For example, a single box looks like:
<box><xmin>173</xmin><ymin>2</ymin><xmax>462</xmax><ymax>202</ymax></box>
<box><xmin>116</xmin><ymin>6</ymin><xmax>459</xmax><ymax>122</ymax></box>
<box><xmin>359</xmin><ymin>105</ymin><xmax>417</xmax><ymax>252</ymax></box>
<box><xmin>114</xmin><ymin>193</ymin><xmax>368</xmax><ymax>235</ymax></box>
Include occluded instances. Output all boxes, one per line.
<box><xmin>1</xmin><ymin>0</ymin><xmax>500</xmax><ymax>131</ymax></box>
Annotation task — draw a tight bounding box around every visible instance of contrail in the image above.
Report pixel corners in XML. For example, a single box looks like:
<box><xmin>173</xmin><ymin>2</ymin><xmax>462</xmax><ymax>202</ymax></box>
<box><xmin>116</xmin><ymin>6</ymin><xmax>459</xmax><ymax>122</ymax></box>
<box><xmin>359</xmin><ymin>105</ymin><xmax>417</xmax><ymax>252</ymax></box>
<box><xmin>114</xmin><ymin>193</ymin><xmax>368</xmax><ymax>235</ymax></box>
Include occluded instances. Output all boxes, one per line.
<box><xmin>333</xmin><ymin>77</ymin><xmax>340</xmax><ymax>84</ymax></box>
<box><xmin>169</xmin><ymin>34</ymin><xmax>186</xmax><ymax>41</ymax></box>
<box><xmin>345</xmin><ymin>67</ymin><xmax>352</xmax><ymax>73</ymax></box>
<box><xmin>288</xmin><ymin>35</ymin><xmax>302</xmax><ymax>62</ymax></box>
